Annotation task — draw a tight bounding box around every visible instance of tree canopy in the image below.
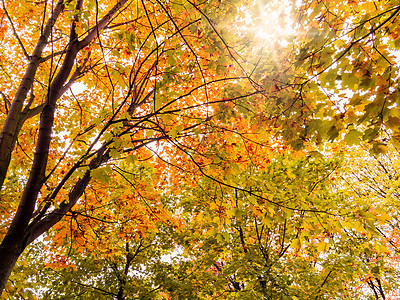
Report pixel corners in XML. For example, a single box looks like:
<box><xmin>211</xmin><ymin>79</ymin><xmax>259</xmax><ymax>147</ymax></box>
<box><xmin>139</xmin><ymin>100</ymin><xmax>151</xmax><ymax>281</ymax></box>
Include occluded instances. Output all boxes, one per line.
<box><xmin>1</xmin><ymin>0</ymin><xmax>400</xmax><ymax>299</ymax></box>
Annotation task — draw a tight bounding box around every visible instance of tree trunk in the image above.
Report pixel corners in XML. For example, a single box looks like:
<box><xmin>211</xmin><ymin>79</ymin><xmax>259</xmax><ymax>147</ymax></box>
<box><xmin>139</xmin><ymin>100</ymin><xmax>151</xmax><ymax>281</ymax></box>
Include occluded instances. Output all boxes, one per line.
<box><xmin>0</xmin><ymin>0</ymin><xmax>66</xmax><ymax>189</ymax></box>
<box><xmin>0</xmin><ymin>0</ymin><xmax>127</xmax><ymax>295</ymax></box>
<box><xmin>0</xmin><ymin>234</ymin><xmax>25</xmax><ymax>293</ymax></box>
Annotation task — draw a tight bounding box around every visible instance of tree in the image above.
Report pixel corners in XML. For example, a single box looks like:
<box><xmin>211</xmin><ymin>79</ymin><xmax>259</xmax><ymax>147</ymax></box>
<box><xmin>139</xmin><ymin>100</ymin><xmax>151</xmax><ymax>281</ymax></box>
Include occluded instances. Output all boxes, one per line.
<box><xmin>14</xmin><ymin>147</ymin><xmax>393</xmax><ymax>299</ymax></box>
<box><xmin>2</xmin><ymin>0</ymin><xmax>400</xmax><ymax>298</ymax></box>
<box><xmin>0</xmin><ymin>0</ymin><xmax>259</xmax><ymax>294</ymax></box>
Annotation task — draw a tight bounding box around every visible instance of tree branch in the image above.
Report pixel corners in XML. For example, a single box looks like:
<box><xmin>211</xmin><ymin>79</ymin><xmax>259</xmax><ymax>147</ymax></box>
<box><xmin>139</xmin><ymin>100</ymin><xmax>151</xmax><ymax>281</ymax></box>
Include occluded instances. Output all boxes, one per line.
<box><xmin>78</xmin><ymin>0</ymin><xmax>129</xmax><ymax>50</ymax></box>
<box><xmin>1</xmin><ymin>0</ymin><xmax>30</xmax><ymax>60</ymax></box>
<box><xmin>26</xmin><ymin>147</ymin><xmax>110</xmax><ymax>244</ymax></box>
<box><xmin>0</xmin><ymin>0</ymin><xmax>67</xmax><ymax>189</ymax></box>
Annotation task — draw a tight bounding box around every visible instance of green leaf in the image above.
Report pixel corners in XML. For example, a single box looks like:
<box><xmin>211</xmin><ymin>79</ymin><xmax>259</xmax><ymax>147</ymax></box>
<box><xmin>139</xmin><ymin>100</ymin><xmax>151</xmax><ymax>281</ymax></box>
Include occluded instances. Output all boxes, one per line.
<box><xmin>126</xmin><ymin>154</ymin><xmax>137</xmax><ymax>164</ymax></box>
<box><xmin>362</xmin><ymin>127</ymin><xmax>379</xmax><ymax>142</ymax></box>
<box><xmin>91</xmin><ymin>165</ymin><xmax>112</xmax><ymax>184</ymax></box>
<box><xmin>344</xmin><ymin>129</ymin><xmax>362</xmax><ymax>146</ymax></box>
<box><xmin>309</xmin><ymin>151</ymin><xmax>324</xmax><ymax>160</ymax></box>
<box><xmin>109</xmin><ymin>148</ymin><xmax>121</xmax><ymax>159</ymax></box>
<box><xmin>168</xmin><ymin>54</ymin><xmax>177</xmax><ymax>66</ymax></box>
<box><xmin>170</xmin><ymin>124</ymin><xmax>184</xmax><ymax>139</ymax></box>
<box><xmin>371</xmin><ymin>142</ymin><xmax>388</xmax><ymax>155</ymax></box>
<box><xmin>111</xmin><ymin>49</ymin><xmax>120</xmax><ymax>57</ymax></box>
<box><xmin>216</xmin><ymin>65</ymin><xmax>226</xmax><ymax>76</ymax></box>
<box><xmin>221</xmin><ymin>232</ymin><xmax>230</xmax><ymax>241</ymax></box>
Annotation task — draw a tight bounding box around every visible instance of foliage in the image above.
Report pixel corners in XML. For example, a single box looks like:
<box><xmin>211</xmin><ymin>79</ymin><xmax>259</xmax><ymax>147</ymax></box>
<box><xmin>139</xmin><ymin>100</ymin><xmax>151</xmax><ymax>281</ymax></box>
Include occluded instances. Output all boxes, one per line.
<box><xmin>340</xmin><ymin>144</ymin><xmax>400</xmax><ymax>299</ymax></box>
<box><xmin>248</xmin><ymin>0</ymin><xmax>400</xmax><ymax>153</ymax></box>
<box><xmin>0</xmin><ymin>0</ymin><xmax>258</xmax><ymax>295</ymax></box>
<box><xmin>2</xmin><ymin>0</ymin><xmax>400</xmax><ymax>299</ymax></box>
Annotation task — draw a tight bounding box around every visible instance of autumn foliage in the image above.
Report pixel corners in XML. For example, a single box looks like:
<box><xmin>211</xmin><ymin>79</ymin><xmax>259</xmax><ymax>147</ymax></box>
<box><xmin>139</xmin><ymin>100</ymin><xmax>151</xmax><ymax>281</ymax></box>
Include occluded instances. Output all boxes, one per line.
<box><xmin>1</xmin><ymin>0</ymin><xmax>400</xmax><ymax>299</ymax></box>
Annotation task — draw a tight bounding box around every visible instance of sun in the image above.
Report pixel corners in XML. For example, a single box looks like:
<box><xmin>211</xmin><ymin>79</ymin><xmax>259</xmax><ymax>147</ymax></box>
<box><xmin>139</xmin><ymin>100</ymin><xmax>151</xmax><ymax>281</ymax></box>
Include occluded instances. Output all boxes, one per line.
<box><xmin>248</xmin><ymin>0</ymin><xmax>300</xmax><ymax>48</ymax></box>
